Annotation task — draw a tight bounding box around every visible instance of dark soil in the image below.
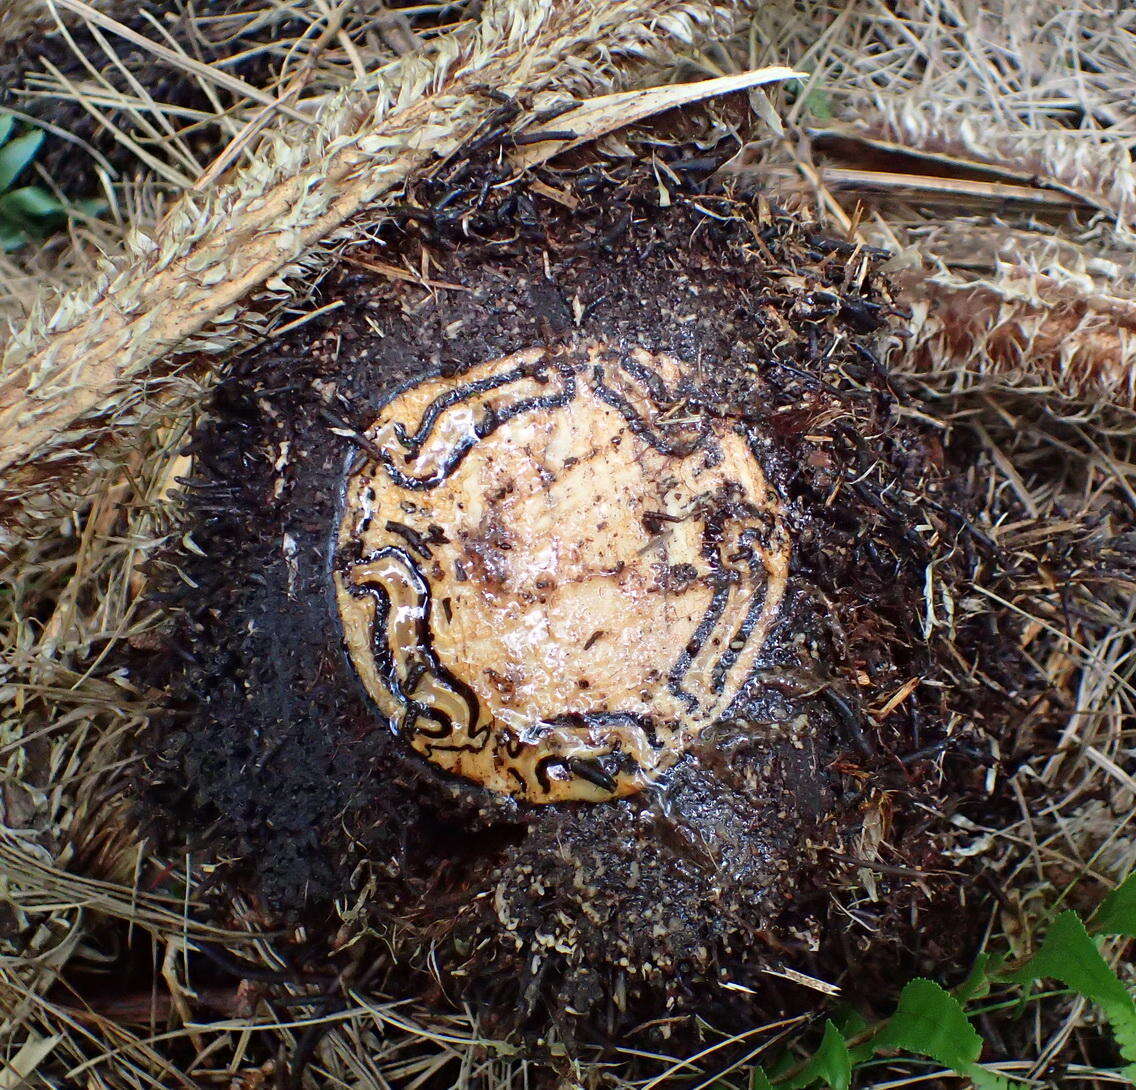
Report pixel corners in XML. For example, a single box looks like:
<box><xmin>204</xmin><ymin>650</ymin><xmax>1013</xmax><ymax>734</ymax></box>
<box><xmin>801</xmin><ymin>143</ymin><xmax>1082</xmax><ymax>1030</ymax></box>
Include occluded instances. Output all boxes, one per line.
<box><xmin>141</xmin><ymin>143</ymin><xmax>1042</xmax><ymax>1049</ymax></box>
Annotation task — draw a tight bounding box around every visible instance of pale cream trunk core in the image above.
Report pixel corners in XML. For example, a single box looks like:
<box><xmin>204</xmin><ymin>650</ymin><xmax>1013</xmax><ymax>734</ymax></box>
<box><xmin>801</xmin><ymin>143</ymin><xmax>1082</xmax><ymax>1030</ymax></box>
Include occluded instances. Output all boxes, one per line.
<box><xmin>336</xmin><ymin>343</ymin><xmax>790</xmax><ymax>803</ymax></box>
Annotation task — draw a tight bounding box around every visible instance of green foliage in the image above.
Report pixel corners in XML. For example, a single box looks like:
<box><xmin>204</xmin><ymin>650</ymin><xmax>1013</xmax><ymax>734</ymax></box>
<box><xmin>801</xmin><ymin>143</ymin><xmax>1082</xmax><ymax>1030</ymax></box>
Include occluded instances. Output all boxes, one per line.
<box><xmin>784</xmin><ymin>78</ymin><xmax>833</xmax><ymax>121</ymax></box>
<box><xmin>1094</xmin><ymin>872</ymin><xmax>1136</xmax><ymax>940</ymax></box>
<box><xmin>0</xmin><ymin>125</ymin><xmax>44</xmax><ymax>190</ymax></box>
<box><xmin>753</xmin><ymin>873</ymin><xmax>1136</xmax><ymax>1090</ymax></box>
<box><xmin>0</xmin><ymin>112</ymin><xmax>102</xmax><ymax>251</ymax></box>
<box><xmin>780</xmin><ymin>1022</ymin><xmax>851</xmax><ymax>1090</ymax></box>
<box><xmin>831</xmin><ymin>1009</ymin><xmax>874</xmax><ymax>1064</ymax></box>
<box><xmin>875</xmin><ymin>980</ymin><xmax>1013</xmax><ymax>1090</ymax></box>
<box><xmin>1010</xmin><ymin>911</ymin><xmax>1136</xmax><ymax>1081</ymax></box>
<box><xmin>954</xmin><ymin>952</ymin><xmax>1001</xmax><ymax>1004</ymax></box>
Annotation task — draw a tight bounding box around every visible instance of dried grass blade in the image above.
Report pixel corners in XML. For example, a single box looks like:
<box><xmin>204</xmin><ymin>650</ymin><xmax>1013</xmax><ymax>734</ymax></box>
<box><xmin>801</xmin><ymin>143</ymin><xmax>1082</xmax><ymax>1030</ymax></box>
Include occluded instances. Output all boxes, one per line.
<box><xmin>821</xmin><ymin>167</ymin><xmax>1079</xmax><ymax>208</ymax></box>
<box><xmin>511</xmin><ymin>66</ymin><xmax>806</xmax><ymax>169</ymax></box>
<box><xmin>46</xmin><ymin>0</ymin><xmax>311</xmax><ymax>124</ymax></box>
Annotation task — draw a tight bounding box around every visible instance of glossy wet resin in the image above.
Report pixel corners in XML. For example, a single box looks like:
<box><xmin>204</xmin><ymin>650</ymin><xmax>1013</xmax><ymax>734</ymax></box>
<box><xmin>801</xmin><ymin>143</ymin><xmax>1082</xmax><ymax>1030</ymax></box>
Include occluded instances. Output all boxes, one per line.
<box><xmin>337</xmin><ymin>343</ymin><xmax>791</xmax><ymax>802</ymax></box>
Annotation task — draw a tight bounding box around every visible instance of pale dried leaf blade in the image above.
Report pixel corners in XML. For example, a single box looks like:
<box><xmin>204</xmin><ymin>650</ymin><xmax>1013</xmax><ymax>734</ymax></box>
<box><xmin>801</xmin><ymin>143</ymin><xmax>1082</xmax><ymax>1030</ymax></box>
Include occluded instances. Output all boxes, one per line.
<box><xmin>0</xmin><ymin>1033</ymin><xmax>62</xmax><ymax>1089</ymax></box>
<box><xmin>512</xmin><ymin>66</ymin><xmax>807</xmax><ymax>169</ymax></box>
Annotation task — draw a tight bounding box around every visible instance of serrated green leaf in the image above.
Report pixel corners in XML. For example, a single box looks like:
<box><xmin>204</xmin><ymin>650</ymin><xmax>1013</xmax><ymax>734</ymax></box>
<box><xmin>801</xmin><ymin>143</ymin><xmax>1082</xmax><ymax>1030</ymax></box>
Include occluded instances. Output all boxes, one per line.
<box><xmin>0</xmin><ymin>186</ymin><xmax>67</xmax><ymax>222</ymax></box>
<box><xmin>0</xmin><ymin>129</ymin><xmax>44</xmax><ymax>192</ymax></box>
<box><xmin>1010</xmin><ymin>910</ymin><xmax>1136</xmax><ymax>1081</ymax></box>
<box><xmin>814</xmin><ymin>1022</ymin><xmax>852</xmax><ymax>1090</ymax></box>
<box><xmin>1011</xmin><ymin>911</ymin><xmax>1133</xmax><ymax>1011</ymax></box>
<box><xmin>876</xmin><ymin>979</ymin><xmax>983</xmax><ymax>1068</ymax></box>
<box><xmin>1094</xmin><ymin>873</ymin><xmax>1136</xmax><ymax>939</ymax></box>
<box><xmin>0</xmin><ymin>113</ymin><xmax>15</xmax><ymax>146</ymax></box>
<box><xmin>780</xmin><ymin>1021</ymin><xmax>851</xmax><ymax>1090</ymax></box>
<box><xmin>876</xmin><ymin>979</ymin><xmax>1018</xmax><ymax>1089</ymax></box>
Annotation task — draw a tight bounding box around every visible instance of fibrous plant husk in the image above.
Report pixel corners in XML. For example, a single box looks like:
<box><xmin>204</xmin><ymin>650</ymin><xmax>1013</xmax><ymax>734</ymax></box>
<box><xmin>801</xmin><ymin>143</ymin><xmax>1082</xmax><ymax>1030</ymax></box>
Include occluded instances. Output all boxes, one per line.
<box><xmin>3</xmin><ymin>1</ymin><xmax>1136</xmax><ymax>1088</ymax></box>
<box><xmin>144</xmin><ymin>148</ymin><xmax>1037</xmax><ymax>1043</ymax></box>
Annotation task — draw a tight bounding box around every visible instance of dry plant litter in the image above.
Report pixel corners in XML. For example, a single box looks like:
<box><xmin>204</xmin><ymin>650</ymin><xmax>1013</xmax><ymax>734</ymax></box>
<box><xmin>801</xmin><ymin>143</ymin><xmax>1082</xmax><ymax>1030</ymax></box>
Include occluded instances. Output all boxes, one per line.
<box><xmin>3</xmin><ymin>1</ymin><xmax>1136</xmax><ymax>1087</ymax></box>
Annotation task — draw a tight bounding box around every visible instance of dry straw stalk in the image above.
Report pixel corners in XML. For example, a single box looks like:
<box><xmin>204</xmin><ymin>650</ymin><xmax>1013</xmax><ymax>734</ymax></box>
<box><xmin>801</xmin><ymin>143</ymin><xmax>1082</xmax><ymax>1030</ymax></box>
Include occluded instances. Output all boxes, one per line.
<box><xmin>5</xmin><ymin>1</ymin><xmax>1136</xmax><ymax>1086</ymax></box>
<box><xmin>0</xmin><ymin>0</ymin><xmax>756</xmax><ymax>525</ymax></box>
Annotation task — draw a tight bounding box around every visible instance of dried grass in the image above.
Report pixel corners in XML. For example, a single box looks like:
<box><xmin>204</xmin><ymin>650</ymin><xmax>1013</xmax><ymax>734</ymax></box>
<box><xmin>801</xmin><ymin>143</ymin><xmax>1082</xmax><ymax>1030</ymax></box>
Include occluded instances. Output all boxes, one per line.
<box><xmin>3</xmin><ymin>0</ymin><xmax>1136</xmax><ymax>1087</ymax></box>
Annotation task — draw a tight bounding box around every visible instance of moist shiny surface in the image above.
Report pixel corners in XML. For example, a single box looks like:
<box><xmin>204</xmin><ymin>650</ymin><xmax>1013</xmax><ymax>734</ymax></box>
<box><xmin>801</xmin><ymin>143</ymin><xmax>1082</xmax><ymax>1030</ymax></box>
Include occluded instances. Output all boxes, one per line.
<box><xmin>336</xmin><ymin>342</ymin><xmax>790</xmax><ymax>802</ymax></box>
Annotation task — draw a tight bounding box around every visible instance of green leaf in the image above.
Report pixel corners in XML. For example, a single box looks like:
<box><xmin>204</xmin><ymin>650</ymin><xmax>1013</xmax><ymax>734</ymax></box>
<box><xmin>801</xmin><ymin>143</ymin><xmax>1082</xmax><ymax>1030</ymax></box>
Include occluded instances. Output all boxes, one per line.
<box><xmin>784</xmin><ymin>80</ymin><xmax>833</xmax><ymax>121</ymax></box>
<box><xmin>833</xmin><ymin>1008</ymin><xmax>875</xmax><ymax>1064</ymax></box>
<box><xmin>0</xmin><ymin>219</ymin><xmax>28</xmax><ymax>252</ymax></box>
<box><xmin>0</xmin><ymin>113</ymin><xmax>14</xmax><ymax>146</ymax></box>
<box><xmin>1010</xmin><ymin>910</ymin><xmax>1136</xmax><ymax>1080</ymax></box>
<box><xmin>73</xmin><ymin>197</ymin><xmax>108</xmax><ymax>219</ymax></box>
<box><xmin>967</xmin><ymin>1066</ymin><xmax>1018</xmax><ymax>1090</ymax></box>
<box><xmin>876</xmin><ymin>979</ymin><xmax>1016</xmax><ymax>1089</ymax></box>
<box><xmin>1094</xmin><ymin>874</ymin><xmax>1136</xmax><ymax>939</ymax></box>
<box><xmin>0</xmin><ymin>129</ymin><xmax>44</xmax><ymax>192</ymax></box>
<box><xmin>0</xmin><ymin>186</ymin><xmax>67</xmax><ymax>223</ymax></box>
<box><xmin>802</xmin><ymin>89</ymin><xmax>832</xmax><ymax>121</ymax></box>
<box><xmin>877</xmin><ymin>979</ymin><xmax>982</xmax><ymax>1068</ymax></box>
<box><xmin>752</xmin><ymin>1070</ymin><xmax>775</xmax><ymax>1090</ymax></box>
<box><xmin>955</xmin><ymin>953</ymin><xmax>999</xmax><ymax>1004</ymax></box>
<box><xmin>781</xmin><ymin>1021</ymin><xmax>851</xmax><ymax>1090</ymax></box>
